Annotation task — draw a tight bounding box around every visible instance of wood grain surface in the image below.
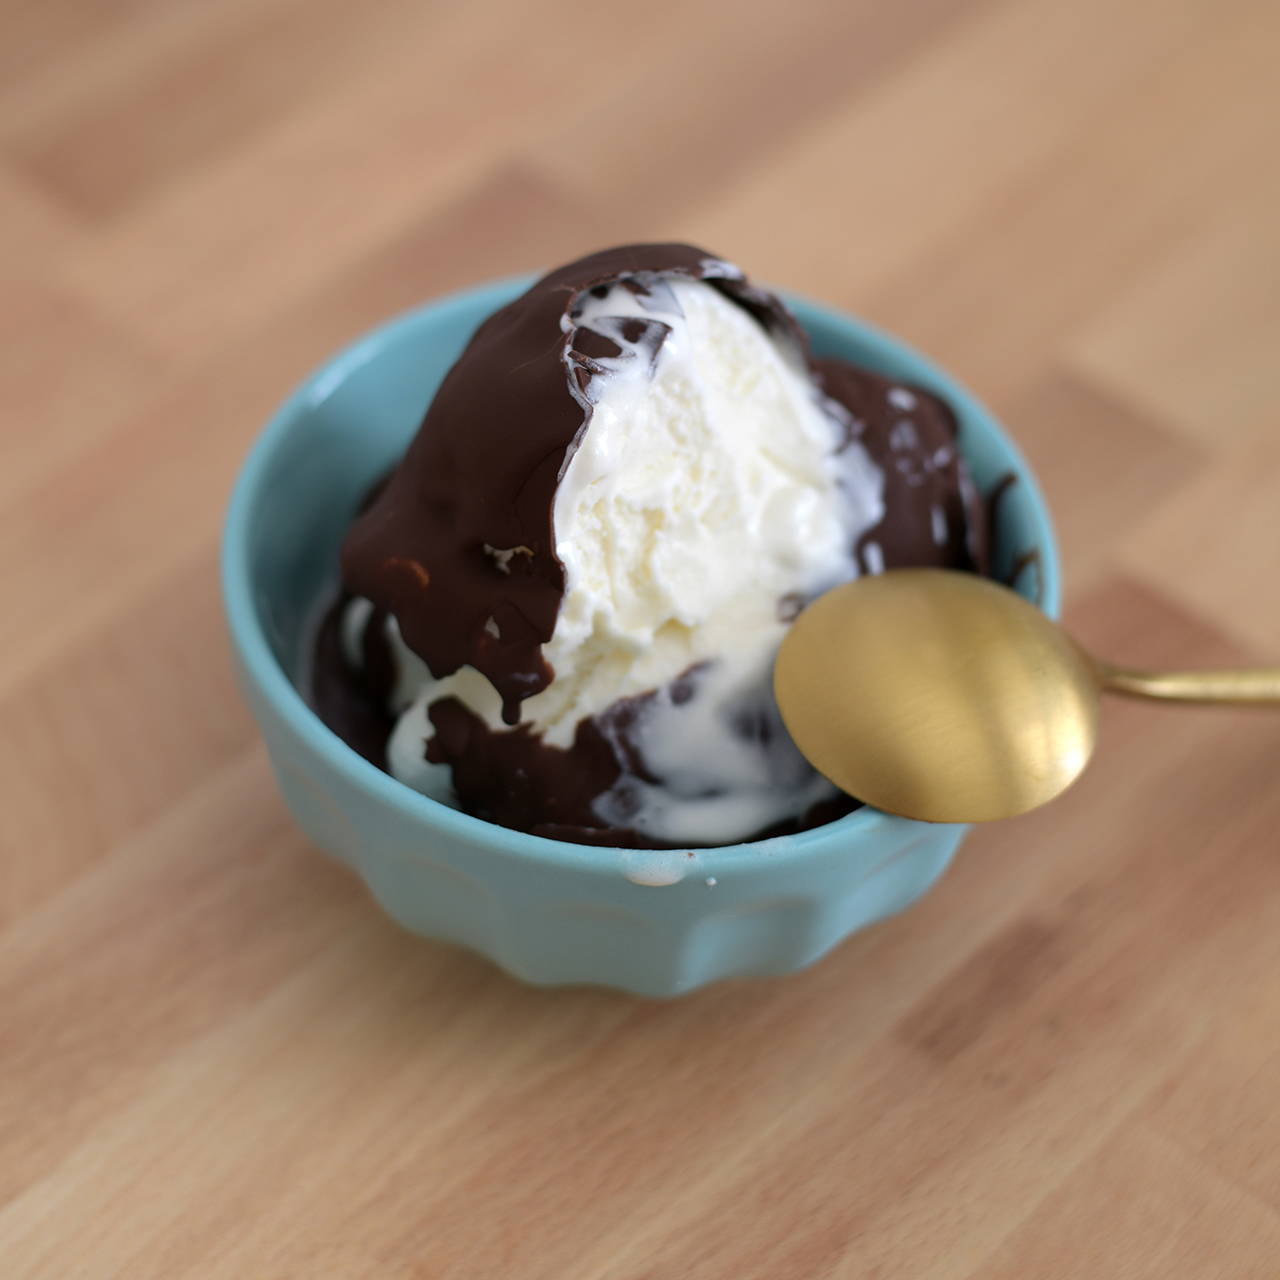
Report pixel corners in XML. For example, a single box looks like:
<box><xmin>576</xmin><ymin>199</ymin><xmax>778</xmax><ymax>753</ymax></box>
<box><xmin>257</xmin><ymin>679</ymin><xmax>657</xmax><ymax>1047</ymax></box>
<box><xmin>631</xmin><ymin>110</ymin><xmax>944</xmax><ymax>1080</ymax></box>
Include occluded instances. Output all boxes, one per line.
<box><xmin>3</xmin><ymin>0</ymin><xmax>1279</xmax><ymax>1275</ymax></box>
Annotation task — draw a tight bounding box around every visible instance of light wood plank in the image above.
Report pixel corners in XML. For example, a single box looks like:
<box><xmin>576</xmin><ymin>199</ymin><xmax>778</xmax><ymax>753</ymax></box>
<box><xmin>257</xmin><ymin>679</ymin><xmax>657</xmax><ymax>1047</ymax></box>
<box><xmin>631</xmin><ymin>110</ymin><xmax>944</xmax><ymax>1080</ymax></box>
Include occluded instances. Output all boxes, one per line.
<box><xmin>975</xmin><ymin>1129</ymin><xmax>1280</xmax><ymax>1279</ymax></box>
<box><xmin>1072</xmin><ymin>206</ymin><xmax>1280</xmax><ymax>446</ymax></box>
<box><xmin>680</xmin><ymin>0</ymin><xmax>1229</xmax><ymax>304</ymax></box>
<box><xmin>3</xmin><ymin>0</ymin><xmax>454</xmax><ymax>219</ymax></box>
<box><xmin>864</xmin><ymin>0</ymin><xmax>1280</xmax><ymax>406</ymax></box>
<box><xmin>1120</xmin><ymin>435</ymin><xmax>1280</xmax><ymax>654</ymax></box>
<box><xmin>0</xmin><ymin>276</ymin><xmax>163</xmax><ymax>506</ymax></box>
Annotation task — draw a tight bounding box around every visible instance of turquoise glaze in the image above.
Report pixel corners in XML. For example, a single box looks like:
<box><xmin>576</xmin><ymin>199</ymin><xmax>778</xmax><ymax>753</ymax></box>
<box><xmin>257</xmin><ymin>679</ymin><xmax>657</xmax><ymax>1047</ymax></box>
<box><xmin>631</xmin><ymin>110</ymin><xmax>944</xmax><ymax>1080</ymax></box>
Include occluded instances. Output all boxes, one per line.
<box><xmin>222</xmin><ymin>277</ymin><xmax>1060</xmax><ymax>997</ymax></box>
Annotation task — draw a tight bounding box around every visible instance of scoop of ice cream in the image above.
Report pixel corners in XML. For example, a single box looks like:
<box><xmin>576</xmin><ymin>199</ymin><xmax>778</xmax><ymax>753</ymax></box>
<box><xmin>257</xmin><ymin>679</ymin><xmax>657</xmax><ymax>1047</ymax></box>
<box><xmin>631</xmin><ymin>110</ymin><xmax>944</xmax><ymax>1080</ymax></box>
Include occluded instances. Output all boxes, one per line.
<box><xmin>321</xmin><ymin>243</ymin><xmax>990</xmax><ymax>847</ymax></box>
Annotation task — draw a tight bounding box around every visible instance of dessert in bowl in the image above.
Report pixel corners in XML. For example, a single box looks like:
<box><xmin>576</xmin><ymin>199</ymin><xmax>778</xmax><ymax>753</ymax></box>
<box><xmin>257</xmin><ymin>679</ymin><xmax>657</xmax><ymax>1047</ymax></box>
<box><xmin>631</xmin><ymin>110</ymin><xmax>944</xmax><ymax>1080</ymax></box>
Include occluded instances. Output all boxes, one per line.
<box><xmin>222</xmin><ymin>244</ymin><xmax>1059</xmax><ymax>996</ymax></box>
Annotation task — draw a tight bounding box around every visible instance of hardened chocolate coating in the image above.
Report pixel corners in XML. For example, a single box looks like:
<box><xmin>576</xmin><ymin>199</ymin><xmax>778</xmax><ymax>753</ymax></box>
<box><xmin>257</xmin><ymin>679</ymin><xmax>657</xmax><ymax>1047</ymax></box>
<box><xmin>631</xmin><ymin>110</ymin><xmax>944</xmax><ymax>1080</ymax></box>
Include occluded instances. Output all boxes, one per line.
<box><xmin>319</xmin><ymin>245</ymin><xmax>991</xmax><ymax>847</ymax></box>
<box><xmin>341</xmin><ymin>244</ymin><xmax>800</xmax><ymax>726</ymax></box>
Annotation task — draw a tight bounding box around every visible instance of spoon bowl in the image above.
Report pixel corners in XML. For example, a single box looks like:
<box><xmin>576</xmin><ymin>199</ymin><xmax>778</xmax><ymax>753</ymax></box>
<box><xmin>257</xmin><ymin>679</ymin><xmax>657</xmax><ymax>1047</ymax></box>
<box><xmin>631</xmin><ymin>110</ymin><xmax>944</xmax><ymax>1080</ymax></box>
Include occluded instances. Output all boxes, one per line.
<box><xmin>775</xmin><ymin>570</ymin><xmax>1099</xmax><ymax>823</ymax></box>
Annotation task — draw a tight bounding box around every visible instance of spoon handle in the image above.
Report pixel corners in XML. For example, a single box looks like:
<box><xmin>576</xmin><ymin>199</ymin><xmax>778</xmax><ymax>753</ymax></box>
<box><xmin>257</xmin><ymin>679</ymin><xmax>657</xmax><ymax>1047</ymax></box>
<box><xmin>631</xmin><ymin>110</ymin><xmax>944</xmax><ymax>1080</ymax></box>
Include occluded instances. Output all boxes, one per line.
<box><xmin>1097</xmin><ymin>663</ymin><xmax>1280</xmax><ymax>706</ymax></box>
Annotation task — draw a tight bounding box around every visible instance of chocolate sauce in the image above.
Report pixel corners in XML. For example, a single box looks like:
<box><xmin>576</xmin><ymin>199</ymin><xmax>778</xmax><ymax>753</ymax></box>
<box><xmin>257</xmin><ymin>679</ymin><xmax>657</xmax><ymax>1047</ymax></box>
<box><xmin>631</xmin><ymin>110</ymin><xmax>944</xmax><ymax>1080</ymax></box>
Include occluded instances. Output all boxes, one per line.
<box><xmin>341</xmin><ymin>244</ymin><xmax>806</xmax><ymax>727</ymax></box>
<box><xmin>985</xmin><ymin>472</ymin><xmax>1019</xmax><ymax>526</ymax></box>
<box><xmin>1006</xmin><ymin>549</ymin><xmax>1045</xmax><ymax>604</ymax></box>
<box><xmin>985</xmin><ymin>471</ymin><xmax>1044</xmax><ymax>605</ymax></box>
<box><xmin>318</xmin><ymin>244</ymin><xmax>996</xmax><ymax>848</ymax></box>
<box><xmin>310</xmin><ymin>596</ymin><xmax>393</xmax><ymax>770</ymax></box>
<box><xmin>812</xmin><ymin>360</ymin><xmax>990</xmax><ymax>579</ymax></box>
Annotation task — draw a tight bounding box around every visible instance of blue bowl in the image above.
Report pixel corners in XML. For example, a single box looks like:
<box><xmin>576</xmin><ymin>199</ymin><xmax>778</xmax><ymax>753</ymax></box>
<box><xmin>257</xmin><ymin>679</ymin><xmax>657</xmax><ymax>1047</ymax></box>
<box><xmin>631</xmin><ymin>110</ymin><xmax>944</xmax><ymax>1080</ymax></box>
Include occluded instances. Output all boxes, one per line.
<box><xmin>222</xmin><ymin>276</ymin><xmax>1060</xmax><ymax>997</ymax></box>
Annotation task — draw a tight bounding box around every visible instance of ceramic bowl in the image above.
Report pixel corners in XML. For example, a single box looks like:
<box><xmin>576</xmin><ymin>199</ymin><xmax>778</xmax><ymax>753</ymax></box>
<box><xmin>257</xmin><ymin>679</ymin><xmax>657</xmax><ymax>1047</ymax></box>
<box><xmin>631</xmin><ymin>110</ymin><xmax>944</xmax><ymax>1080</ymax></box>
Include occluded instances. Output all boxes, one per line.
<box><xmin>222</xmin><ymin>276</ymin><xmax>1060</xmax><ymax>997</ymax></box>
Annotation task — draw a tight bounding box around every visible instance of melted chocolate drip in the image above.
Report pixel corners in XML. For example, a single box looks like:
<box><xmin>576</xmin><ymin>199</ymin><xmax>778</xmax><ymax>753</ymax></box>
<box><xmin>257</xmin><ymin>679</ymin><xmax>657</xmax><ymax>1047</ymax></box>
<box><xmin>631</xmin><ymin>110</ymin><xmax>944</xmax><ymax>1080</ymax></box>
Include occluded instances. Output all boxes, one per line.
<box><xmin>812</xmin><ymin>360</ymin><xmax>989</xmax><ymax>577</ymax></box>
<box><xmin>985</xmin><ymin>472</ymin><xmax>1045</xmax><ymax>604</ymax></box>
<box><xmin>1006</xmin><ymin>549</ymin><xmax>1045</xmax><ymax>602</ymax></box>
<box><xmin>319</xmin><ymin>244</ymin><xmax>996</xmax><ymax>847</ymax></box>
<box><xmin>425</xmin><ymin>688</ymin><xmax>672</xmax><ymax>847</ymax></box>
<box><xmin>310</xmin><ymin>597</ymin><xmax>393</xmax><ymax>770</ymax></box>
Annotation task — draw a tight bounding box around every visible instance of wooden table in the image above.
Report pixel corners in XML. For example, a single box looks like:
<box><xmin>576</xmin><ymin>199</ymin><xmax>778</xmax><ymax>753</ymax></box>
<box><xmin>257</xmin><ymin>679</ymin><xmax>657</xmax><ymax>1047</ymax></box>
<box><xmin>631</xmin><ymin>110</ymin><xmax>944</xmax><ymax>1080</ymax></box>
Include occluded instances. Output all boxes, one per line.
<box><xmin>4</xmin><ymin>0</ymin><xmax>1279</xmax><ymax>1274</ymax></box>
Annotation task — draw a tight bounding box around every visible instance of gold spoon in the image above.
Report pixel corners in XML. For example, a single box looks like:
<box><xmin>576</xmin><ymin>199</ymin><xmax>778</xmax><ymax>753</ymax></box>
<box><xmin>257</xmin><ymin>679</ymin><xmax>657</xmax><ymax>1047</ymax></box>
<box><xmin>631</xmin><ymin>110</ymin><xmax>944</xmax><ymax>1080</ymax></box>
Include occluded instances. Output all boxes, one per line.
<box><xmin>774</xmin><ymin>568</ymin><xmax>1280</xmax><ymax>824</ymax></box>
